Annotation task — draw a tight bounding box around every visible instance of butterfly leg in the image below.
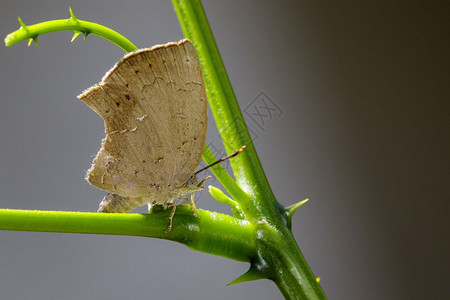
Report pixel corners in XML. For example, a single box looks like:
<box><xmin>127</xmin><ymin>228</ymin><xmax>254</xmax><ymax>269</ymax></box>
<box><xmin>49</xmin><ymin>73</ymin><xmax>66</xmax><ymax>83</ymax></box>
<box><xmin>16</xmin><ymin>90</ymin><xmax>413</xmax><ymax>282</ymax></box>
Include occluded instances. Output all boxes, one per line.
<box><xmin>188</xmin><ymin>175</ymin><xmax>212</xmax><ymax>218</ymax></box>
<box><xmin>165</xmin><ymin>204</ymin><xmax>177</xmax><ymax>233</ymax></box>
<box><xmin>189</xmin><ymin>192</ymin><xmax>199</xmax><ymax>218</ymax></box>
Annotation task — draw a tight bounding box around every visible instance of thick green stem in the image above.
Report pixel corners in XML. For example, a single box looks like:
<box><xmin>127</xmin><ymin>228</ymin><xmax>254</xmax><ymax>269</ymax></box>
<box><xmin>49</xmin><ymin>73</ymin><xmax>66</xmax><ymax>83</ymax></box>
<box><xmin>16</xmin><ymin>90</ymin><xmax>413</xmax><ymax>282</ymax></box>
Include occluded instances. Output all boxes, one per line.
<box><xmin>258</xmin><ymin>225</ymin><xmax>326</xmax><ymax>299</ymax></box>
<box><xmin>172</xmin><ymin>0</ymin><xmax>276</xmax><ymax>211</ymax></box>
<box><xmin>172</xmin><ymin>1</ymin><xmax>327</xmax><ymax>299</ymax></box>
<box><xmin>0</xmin><ymin>208</ymin><xmax>255</xmax><ymax>262</ymax></box>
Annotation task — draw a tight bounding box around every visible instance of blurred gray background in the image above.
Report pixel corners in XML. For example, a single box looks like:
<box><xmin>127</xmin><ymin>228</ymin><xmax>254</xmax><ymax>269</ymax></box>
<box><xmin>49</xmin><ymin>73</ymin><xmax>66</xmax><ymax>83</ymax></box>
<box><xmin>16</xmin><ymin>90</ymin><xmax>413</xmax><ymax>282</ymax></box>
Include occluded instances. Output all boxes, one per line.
<box><xmin>0</xmin><ymin>1</ymin><xmax>449</xmax><ymax>299</ymax></box>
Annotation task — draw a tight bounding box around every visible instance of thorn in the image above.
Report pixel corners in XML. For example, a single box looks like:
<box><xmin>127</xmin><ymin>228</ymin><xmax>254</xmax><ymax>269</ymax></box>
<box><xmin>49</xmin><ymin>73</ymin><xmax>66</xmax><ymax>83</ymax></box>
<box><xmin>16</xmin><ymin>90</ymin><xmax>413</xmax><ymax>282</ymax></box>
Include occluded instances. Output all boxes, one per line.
<box><xmin>285</xmin><ymin>198</ymin><xmax>309</xmax><ymax>229</ymax></box>
<box><xmin>316</xmin><ymin>277</ymin><xmax>321</xmax><ymax>283</ymax></box>
<box><xmin>18</xmin><ymin>17</ymin><xmax>26</xmax><ymax>28</ymax></box>
<box><xmin>83</xmin><ymin>30</ymin><xmax>90</xmax><ymax>40</ymax></box>
<box><xmin>285</xmin><ymin>198</ymin><xmax>309</xmax><ymax>217</ymax></box>
<box><xmin>71</xmin><ymin>31</ymin><xmax>81</xmax><ymax>42</ymax></box>
<box><xmin>227</xmin><ymin>265</ymin><xmax>266</xmax><ymax>286</ymax></box>
<box><xmin>69</xmin><ymin>6</ymin><xmax>77</xmax><ymax>20</ymax></box>
<box><xmin>27</xmin><ymin>37</ymin><xmax>37</xmax><ymax>47</ymax></box>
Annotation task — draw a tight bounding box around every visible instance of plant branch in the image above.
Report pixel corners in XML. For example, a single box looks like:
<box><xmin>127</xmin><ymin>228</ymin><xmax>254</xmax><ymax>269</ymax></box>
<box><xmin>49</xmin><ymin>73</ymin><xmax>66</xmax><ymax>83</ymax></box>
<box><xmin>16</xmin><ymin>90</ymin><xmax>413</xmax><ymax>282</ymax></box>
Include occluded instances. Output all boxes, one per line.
<box><xmin>172</xmin><ymin>1</ymin><xmax>327</xmax><ymax>299</ymax></box>
<box><xmin>4</xmin><ymin>8</ymin><xmax>138</xmax><ymax>53</ymax></box>
<box><xmin>172</xmin><ymin>0</ymin><xmax>277</xmax><ymax>213</ymax></box>
<box><xmin>0</xmin><ymin>208</ymin><xmax>255</xmax><ymax>261</ymax></box>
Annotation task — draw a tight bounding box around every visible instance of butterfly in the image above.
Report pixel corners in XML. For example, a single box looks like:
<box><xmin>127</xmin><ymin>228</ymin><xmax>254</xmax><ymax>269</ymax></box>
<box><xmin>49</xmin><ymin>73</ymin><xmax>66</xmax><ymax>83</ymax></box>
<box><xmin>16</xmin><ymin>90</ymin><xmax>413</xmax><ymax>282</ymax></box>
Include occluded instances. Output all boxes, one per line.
<box><xmin>79</xmin><ymin>39</ymin><xmax>211</xmax><ymax>232</ymax></box>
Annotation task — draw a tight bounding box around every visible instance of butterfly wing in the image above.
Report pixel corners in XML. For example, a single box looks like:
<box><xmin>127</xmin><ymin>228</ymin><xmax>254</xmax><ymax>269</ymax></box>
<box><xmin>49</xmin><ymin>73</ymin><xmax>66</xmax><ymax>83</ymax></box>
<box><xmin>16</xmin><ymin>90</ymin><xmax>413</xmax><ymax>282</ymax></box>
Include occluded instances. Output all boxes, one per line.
<box><xmin>78</xmin><ymin>40</ymin><xmax>207</xmax><ymax>198</ymax></box>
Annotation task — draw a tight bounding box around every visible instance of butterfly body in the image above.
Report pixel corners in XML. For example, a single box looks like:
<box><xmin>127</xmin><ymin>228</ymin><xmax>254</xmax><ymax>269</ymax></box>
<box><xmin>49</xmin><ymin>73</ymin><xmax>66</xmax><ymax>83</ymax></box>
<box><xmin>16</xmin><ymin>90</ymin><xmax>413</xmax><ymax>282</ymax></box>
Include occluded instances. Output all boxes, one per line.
<box><xmin>97</xmin><ymin>174</ymin><xmax>203</xmax><ymax>213</ymax></box>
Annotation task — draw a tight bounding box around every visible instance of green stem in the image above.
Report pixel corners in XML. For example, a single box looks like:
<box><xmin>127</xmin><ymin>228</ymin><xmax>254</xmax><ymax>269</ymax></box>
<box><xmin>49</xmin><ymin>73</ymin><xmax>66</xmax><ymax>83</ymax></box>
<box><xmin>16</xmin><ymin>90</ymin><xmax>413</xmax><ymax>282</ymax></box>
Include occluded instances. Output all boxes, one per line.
<box><xmin>172</xmin><ymin>0</ymin><xmax>275</xmax><ymax>207</ymax></box>
<box><xmin>5</xmin><ymin>8</ymin><xmax>138</xmax><ymax>53</ymax></box>
<box><xmin>258</xmin><ymin>224</ymin><xmax>326</xmax><ymax>299</ymax></box>
<box><xmin>0</xmin><ymin>208</ymin><xmax>255</xmax><ymax>262</ymax></box>
<box><xmin>172</xmin><ymin>1</ymin><xmax>327</xmax><ymax>299</ymax></box>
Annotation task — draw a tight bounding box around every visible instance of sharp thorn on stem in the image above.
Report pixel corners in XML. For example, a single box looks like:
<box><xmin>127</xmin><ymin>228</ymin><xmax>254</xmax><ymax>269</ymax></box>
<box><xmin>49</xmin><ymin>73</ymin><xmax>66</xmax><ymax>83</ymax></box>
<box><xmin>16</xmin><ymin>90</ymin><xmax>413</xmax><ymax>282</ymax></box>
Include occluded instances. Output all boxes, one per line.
<box><xmin>27</xmin><ymin>37</ymin><xmax>38</xmax><ymax>47</ymax></box>
<box><xmin>71</xmin><ymin>31</ymin><xmax>81</xmax><ymax>42</ymax></box>
<box><xmin>18</xmin><ymin>17</ymin><xmax>26</xmax><ymax>28</ymax></box>
<box><xmin>69</xmin><ymin>6</ymin><xmax>78</xmax><ymax>20</ymax></box>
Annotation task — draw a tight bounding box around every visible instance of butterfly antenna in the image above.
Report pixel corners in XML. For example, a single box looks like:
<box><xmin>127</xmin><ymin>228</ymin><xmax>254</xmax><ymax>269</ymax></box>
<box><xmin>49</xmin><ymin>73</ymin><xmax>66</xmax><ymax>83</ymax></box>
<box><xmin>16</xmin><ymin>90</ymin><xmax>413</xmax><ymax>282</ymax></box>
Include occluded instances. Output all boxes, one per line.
<box><xmin>195</xmin><ymin>145</ymin><xmax>246</xmax><ymax>175</ymax></box>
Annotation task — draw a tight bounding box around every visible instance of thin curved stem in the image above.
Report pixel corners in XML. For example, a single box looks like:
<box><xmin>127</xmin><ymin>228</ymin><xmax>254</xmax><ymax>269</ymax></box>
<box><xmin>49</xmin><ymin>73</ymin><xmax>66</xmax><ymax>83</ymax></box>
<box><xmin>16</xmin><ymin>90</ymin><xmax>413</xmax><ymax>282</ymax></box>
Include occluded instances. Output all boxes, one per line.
<box><xmin>5</xmin><ymin>8</ymin><xmax>138</xmax><ymax>53</ymax></box>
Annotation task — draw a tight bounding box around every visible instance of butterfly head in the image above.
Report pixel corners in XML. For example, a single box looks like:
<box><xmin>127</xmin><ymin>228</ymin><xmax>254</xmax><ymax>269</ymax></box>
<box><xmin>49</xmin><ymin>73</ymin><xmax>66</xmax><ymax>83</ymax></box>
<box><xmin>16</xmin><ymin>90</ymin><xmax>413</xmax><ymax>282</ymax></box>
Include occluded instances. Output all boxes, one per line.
<box><xmin>184</xmin><ymin>174</ymin><xmax>212</xmax><ymax>192</ymax></box>
<box><xmin>185</xmin><ymin>174</ymin><xmax>200</xmax><ymax>189</ymax></box>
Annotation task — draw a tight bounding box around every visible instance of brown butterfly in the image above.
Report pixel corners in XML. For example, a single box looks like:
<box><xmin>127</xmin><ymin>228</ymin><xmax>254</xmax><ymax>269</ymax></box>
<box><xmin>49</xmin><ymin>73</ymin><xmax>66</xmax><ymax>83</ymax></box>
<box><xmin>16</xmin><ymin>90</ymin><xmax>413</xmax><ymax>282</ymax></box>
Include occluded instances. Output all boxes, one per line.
<box><xmin>79</xmin><ymin>39</ymin><xmax>243</xmax><ymax>232</ymax></box>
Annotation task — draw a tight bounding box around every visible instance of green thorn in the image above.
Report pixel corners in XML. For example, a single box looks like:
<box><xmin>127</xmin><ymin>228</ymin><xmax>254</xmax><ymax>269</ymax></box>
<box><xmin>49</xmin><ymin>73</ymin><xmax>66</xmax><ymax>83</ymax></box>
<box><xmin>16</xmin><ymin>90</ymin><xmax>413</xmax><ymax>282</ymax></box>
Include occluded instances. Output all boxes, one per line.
<box><xmin>27</xmin><ymin>37</ymin><xmax>38</xmax><ymax>47</ymax></box>
<box><xmin>71</xmin><ymin>31</ymin><xmax>81</xmax><ymax>42</ymax></box>
<box><xmin>83</xmin><ymin>30</ymin><xmax>90</xmax><ymax>40</ymax></box>
<box><xmin>69</xmin><ymin>6</ymin><xmax>77</xmax><ymax>20</ymax></box>
<box><xmin>18</xmin><ymin>17</ymin><xmax>26</xmax><ymax>28</ymax></box>
<box><xmin>316</xmin><ymin>277</ymin><xmax>321</xmax><ymax>283</ymax></box>
<box><xmin>285</xmin><ymin>198</ymin><xmax>309</xmax><ymax>217</ymax></box>
<box><xmin>227</xmin><ymin>265</ymin><xmax>266</xmax><ymax>286</ymax></box>
<box><xmin>285</xmin><ymin>198</ymin><xmax>309</xmax><ymax>229</ymax></box>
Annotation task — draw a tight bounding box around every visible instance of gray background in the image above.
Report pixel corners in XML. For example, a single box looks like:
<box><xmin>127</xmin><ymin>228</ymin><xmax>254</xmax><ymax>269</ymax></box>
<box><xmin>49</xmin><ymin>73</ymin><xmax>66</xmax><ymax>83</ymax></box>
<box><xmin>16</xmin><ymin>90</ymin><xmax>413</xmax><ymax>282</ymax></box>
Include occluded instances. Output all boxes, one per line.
<box><xmin>0</xmin><ymin>1</ymin><xmax>448</xmax><ymax>299</ymax></box>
